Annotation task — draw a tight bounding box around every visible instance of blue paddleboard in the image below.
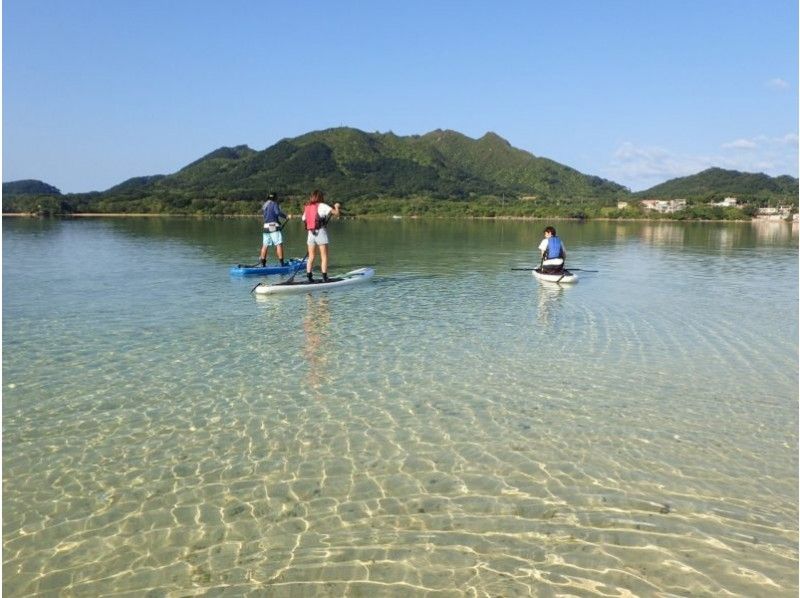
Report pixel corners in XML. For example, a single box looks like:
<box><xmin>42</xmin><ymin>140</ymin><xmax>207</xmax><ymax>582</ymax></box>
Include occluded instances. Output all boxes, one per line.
<box><xmin>229</xmin><ymin>257</ymin><xmax>306</xmax><ymax>276</ymax></box>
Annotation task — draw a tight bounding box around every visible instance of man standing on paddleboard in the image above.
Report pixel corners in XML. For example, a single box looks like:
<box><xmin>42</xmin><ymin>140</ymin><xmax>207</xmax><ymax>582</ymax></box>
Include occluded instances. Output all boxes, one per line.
<box><xmin>259</xmin><ymin>192</ymin><xmax>289</xmax><ymax>267</ymax></box>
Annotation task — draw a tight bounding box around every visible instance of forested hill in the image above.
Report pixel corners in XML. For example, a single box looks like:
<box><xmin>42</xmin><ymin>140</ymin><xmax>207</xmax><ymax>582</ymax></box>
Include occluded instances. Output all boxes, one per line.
<box><xmin>2</xmin><ymin>128</ymin><xmax>628</xmax><ymax>214</ymax></box>
<box><xmin>105</xmin><ymin>128</ymin><xmax>627</xmax><ymax>203</ymax></box>
<box><xmin>3</xmin><ymin>179</ymin><xmax>62</xmax><ymax>196</ymax></box>
<box><xmin>636</xmin><ymin>167</ymin><xmax>799</xmax><ymax>201</ymax></box>
<box><xmin>3</xmin><ymin>130</ymin><xmax>797</xmax><ymax>216</ymax></box>
<box><xmin>275</xmin><ymin>128</ymin><xmax>628</xmax><ymax>200</ymax></box>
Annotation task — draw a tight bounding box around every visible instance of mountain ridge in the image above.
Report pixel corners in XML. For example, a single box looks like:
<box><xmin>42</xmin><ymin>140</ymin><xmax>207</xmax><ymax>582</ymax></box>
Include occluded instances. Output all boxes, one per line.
<box><xmin>3</xmin><ymin>129</ymin><xmax>797</xmax><ymax>214</ymax></box>
<box><xmin>634</xmin><ymin>167</ymin><xmax>798</xmax><ymax>199</ymax></box>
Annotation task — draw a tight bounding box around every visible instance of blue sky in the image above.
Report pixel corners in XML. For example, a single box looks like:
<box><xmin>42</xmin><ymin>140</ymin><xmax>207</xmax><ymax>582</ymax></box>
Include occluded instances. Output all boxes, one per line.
<box><xmin>3</xmin><ymin>0</ymin><xmax>798</xmax><ymax>193</ymax></box>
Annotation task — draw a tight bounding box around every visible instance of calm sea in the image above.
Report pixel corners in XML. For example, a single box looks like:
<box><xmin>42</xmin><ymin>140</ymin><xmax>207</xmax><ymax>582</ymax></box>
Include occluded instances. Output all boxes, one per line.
<box><xmin>3</xmin><ymin>216</ymin><xmax>798</xmax><ymax>596</ymax></box>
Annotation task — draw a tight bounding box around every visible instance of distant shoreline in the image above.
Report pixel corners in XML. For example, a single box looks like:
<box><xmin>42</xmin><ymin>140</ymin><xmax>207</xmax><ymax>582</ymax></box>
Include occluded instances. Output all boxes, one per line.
<box><xmin>4</xmin><ymin>212</ymin><xmax>167</xmax><ymax>218</ymax></box>
<box><xmin>5</xmin><ymin>212</ymin><xmax>794</xmax><ymax>224</ymax></box>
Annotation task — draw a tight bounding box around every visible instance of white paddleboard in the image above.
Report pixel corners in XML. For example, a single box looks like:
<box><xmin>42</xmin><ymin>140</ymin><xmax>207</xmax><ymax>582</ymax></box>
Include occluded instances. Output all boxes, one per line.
<box><xmin>253</xmin><ymin>267</ymin><xmax>375</xmax><ymax>295</ymax></box>
<box><xmin>532</xmin><ymin>268</ymin><xmax>578</xmax><ymax>284</ymax></box>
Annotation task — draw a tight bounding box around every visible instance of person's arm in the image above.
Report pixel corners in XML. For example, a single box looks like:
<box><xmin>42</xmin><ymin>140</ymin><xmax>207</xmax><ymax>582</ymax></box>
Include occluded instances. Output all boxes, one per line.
<box><xmin>278</xmin><ymin>208</ymin><xmax>289</xmax><ymax>226</ymax></box>
<box><xmin>318</xmin><ymin>203</ymin><xmax>339</xmax><ymax>227</ymax></box>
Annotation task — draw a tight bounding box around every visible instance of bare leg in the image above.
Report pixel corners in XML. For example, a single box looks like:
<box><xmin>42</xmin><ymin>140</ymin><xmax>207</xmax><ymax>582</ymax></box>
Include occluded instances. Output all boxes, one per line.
<box><xmin>276</xmin><ymin>244</ymin><xmax>284</xmax><ymax>264</ymax></box>
<box><xmin>259</xmin><ymin>245</ymin><xmax>268</xmax><ymax>266</ymax></box>
<box><xmin>319</xmin><ymin>244</ymin><xmax>329</xmax><ymax>279</ymax></box>
<box><xmin>307</xmin><ymin>244</ymin><xmax>316</xmax><ymax>277</ymax></box>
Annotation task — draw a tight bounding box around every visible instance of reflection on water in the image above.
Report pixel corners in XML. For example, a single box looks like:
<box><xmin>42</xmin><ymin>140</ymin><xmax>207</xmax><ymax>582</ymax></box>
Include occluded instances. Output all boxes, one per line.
<box><xmin>303</xmin><ymin>295</ymin><xmax>331</xmax><ymax>399</ymax></box>
<box><xmin>640</xmin><ymin>223</ymin><xmax>685</xmax><ymax>246</ymax></box>
<box><xmin>599</xmin><ymin>220</ymin><xmax>798</xmax><ymax>258</ymax></box>
<box><xmin>535</xmin><ymin>281</ymin><xmax>566</xmax><ymax>326</ymax></box>
<box><xmin>752</xmin><ymin>220</ymin><xmax>794</xmax><ymax>243</ymax></box>
<box><xmin>710</xmin><ymin>226</ymin><xmax>735</xmax><ymax>248</ymax></box>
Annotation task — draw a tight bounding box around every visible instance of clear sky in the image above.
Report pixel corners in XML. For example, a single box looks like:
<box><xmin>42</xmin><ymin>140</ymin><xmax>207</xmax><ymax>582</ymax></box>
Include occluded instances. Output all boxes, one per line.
<box><xmin>3</xmin><ymin>0</ymin><xmax>798</xmax><ymax>193</ymax></box>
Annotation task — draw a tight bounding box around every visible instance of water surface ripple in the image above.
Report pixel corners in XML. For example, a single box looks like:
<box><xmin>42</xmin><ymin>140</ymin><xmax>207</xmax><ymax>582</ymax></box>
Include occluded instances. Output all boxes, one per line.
<box><xmin>3</xmin><ymin>218</ymin><xmax>797</xmax><ymax>596</ymax></box>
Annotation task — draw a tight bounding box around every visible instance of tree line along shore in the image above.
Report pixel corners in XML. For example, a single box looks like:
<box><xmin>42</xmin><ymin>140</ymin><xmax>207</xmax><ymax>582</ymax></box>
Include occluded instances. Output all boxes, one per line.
<box><xmin>4</xmin><ymin>129</ymin><xmax>797</xmax><ymax>222</ymax></box>
<box><xmin>3</xmin><ymin>194</ymin><xmax>797</xmax><ymax>222</ymax></box>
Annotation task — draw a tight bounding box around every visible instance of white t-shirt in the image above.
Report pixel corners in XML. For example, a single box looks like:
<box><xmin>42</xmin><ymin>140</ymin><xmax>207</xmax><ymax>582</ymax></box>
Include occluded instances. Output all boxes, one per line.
<box><xmin>317</xmin><ymin>203</ymin><xmax>334</xmax><ymax>221</ymax></box>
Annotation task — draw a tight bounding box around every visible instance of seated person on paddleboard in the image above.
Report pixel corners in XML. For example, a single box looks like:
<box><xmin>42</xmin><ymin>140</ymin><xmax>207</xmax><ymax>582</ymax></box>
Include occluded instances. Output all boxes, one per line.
<box><xmin>539</xmin><ymin>226</ymin><xmax>566</xmax><ymax>273</ymax></box>
<box><xmin>302</xmin><ymin>190</ymin><xmax>341</xmax><ymax>282</ymax></box>
<box><xmin>259</xmin><ymin>192</ymin><xmax>290</xmax><ymax>267</ymax></box>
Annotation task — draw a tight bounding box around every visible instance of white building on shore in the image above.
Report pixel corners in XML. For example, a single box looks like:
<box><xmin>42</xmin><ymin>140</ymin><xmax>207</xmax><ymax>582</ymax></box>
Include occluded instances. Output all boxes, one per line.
<box><xmin>711</xmin><ymin>197</ymin><xmax>738</xmax><ymax>207</ymax></box>
<box><xmin>640</xmin><ymin>199</ymin><xmax>687</xmax><ymax>213</ymax></box>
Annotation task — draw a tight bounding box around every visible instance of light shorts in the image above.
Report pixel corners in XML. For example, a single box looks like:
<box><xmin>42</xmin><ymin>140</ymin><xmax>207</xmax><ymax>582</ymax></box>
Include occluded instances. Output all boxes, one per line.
<box><xmin>262</xmin><ymin>231</ymin><xmax>283</xmax><ymax>246</ymax></box>
<box><xmin>306</xmin><ymin>228</ymin><xmax>330</xmax><ymax>246</ymax></box>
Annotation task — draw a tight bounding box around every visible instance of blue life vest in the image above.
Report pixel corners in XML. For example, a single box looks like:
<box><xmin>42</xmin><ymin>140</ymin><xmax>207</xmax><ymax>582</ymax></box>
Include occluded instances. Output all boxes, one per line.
<box><xmin>546</xmin><ymin>236</ymin><xmax>563</xmax><ymax>260</ymax></box>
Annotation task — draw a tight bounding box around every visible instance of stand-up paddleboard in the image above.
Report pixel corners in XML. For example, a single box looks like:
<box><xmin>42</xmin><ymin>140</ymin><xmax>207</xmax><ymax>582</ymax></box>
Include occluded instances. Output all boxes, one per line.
<box><xmin>230</xmin><ymin>257</ymin><xmax>306</xmax><ymax>276</ymax></box>
<box><xmin>253</xmin><ymin>267</ymin><xmax>375</xmax><ymax>295</ymax></box>
<box><xmin>532</xmin><ymin>267</ymin><xmax>578</xmax><ymax>284</ymax></box>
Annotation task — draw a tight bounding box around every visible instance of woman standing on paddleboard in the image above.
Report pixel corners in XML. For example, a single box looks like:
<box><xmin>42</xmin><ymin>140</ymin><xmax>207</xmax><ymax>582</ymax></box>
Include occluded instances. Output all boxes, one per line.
<box><xmin>302</xmin><ymin>190</ymin><xmax>341</xmax><ymax>282</ymax></box>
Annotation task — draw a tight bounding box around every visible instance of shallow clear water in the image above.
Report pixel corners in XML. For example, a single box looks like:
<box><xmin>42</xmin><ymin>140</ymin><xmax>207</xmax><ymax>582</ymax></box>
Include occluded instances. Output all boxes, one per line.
<box><xmin>3</xmin><ymin>217</ymin><xmax>798</xmax><ymax>596</ymax></box>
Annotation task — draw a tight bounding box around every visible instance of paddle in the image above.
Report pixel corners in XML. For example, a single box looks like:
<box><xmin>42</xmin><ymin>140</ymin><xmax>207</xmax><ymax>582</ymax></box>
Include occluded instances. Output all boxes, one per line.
<box><xmin>511</xmin><ymin>267</ymin><xmax>598</xmax><ymax>272</ymax></box>
<box><xmin>251</xmin><ymin>262</ymin><xmax>308</xmax><ymax>293</ymax></box>
<box><xmin>249</xmin><ymin>255</ymin><xmax>308</xmax><ymax>293</ymax></box>
<box><xmin>239</xmin><ymin>254</ymin><xmax>307</xmax><ymax>270</ymax></box>
<box><xmin>238</xmin><ymin>258</ymin><xmax>295</xmax><ymax>269</ymax></box>
<box><xmin>278</xmin><ymin>267</ymin><xmax>305</xmax><ymax>285</ymax></box>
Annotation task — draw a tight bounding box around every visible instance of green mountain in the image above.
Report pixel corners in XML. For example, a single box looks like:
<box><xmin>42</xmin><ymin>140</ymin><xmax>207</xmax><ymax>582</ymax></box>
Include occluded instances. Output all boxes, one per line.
<box><xmin>104</xmin><ymin>175</ymin><xmax>167</xmax><ymax>194</ymax></box>
<box><xmin>4</xmin><ymin>130</ymin><xmax>797</xmax><ymax>216</ymax></box>
<box><xmin>94</xmin><ymin>127</ymin><xmax>628</xmax><ymax>203</ymax></box>
<box><xmin>638</xmin><ymin>168</ymin><xmax>798</xmax><ymax>203</ymax></box>
<box><xmin>3</xmin><ymin>179</ymin><xmax>61</xmax><ymax>196</ymax></box>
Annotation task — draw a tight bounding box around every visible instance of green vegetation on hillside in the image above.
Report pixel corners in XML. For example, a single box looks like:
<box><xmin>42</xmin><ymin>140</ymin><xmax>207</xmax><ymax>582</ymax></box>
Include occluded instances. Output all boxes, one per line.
<box><xmin>636</xmin><ymin>167</ymin><xmax>798</xmax><ymax>206</ymax></box>
<box><xmin>3</xmin><ymin>129</ymin><xmax>797</xmax><ymax>220</ymax></box>
<box><xmin>3</xmin><ymin>179</ymin><xmax>62</xmax><ymax>196</ymax></box>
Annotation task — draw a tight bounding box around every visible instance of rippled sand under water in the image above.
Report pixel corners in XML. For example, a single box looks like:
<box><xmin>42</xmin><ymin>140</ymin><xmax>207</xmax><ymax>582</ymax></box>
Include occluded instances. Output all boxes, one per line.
<box><xmin>3</xmin><ymin>218</ymin><xmax>798</xmax><ymax>596</ymax></box>
<box><xmin>4</xmin><ymin>382</ymin><xmax>796</xmax><ymax>596</ymax></box>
